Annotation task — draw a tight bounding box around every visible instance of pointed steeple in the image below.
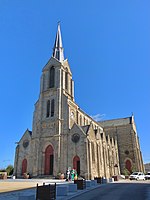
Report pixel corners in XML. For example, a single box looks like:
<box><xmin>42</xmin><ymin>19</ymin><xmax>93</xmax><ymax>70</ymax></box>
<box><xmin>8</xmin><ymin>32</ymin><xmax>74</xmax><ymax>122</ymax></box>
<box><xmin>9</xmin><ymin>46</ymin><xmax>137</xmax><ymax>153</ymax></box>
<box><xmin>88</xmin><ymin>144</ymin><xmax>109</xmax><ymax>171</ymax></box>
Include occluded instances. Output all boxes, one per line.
<box><xmin>53</xmin><ymin>22</ymin><xmax>64</xmax><ymax>62</ymax></box>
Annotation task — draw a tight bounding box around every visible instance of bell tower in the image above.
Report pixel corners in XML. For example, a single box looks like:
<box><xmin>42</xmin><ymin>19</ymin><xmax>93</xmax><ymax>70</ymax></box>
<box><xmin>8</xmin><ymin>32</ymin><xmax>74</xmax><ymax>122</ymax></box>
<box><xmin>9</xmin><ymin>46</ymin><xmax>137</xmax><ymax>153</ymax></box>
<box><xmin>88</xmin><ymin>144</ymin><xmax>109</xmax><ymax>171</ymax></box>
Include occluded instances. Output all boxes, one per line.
<box><xmin>32</xmin><ymin>23</ymin><xmax>74</xmax><ymax>138</ymax></box>
<box><xmin>31</xmin><ymin>23</ymin><xmax>75</xmax><ymax>174</ymax></box>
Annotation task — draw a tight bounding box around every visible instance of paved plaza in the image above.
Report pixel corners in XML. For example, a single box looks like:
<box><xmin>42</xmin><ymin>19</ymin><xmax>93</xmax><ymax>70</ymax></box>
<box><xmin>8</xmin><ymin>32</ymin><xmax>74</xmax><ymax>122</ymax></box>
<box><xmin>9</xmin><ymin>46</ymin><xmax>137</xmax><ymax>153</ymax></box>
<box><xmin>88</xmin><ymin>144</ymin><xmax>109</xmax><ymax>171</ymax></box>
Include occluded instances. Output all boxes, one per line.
<box><xmin>0</xmin><ymin>179</ymin><xmax>150</xmax><ymax>200</ymax></box>
<box><xmin>0</xmin><ymin>179</ymin><xmax>66</xmax><ymax>193</ymax></box>
<box><xmin>0</xmin><ymin>178</ymin><xmax>101</xmax><ymax>200</ymax></box>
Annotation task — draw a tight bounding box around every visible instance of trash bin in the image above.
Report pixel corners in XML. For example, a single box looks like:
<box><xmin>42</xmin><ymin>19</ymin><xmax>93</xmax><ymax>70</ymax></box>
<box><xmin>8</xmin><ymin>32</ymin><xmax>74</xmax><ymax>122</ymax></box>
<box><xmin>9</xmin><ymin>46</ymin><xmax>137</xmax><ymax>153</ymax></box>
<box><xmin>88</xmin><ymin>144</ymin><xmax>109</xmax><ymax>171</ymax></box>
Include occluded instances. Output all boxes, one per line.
<box><xmin>112</xmin><ymin>175</ymin><xmax>118</xmax><ymax>181</ymax></box>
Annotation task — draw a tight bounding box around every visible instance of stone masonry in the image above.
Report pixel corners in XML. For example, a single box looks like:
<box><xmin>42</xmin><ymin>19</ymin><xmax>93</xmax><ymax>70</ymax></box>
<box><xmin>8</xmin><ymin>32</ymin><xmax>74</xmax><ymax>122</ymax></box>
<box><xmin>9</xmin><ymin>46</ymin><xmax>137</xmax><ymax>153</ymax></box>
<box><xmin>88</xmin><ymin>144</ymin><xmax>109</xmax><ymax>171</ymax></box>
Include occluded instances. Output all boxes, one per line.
<box><xmin>14</xmin><ymin>23</ymin><xmax>144</xmax><ymax>179</ymax></box>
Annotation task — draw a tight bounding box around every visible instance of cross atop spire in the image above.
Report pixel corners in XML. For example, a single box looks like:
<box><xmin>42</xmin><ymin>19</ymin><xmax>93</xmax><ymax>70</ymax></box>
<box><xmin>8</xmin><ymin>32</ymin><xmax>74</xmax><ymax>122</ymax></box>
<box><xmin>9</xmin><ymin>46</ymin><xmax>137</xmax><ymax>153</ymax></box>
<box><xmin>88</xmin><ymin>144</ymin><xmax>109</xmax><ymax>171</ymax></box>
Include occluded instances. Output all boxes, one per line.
<box><xmin>52</xmin><ymin>22</ymin><xmax>64</xmax><ymax>62</ymax></box>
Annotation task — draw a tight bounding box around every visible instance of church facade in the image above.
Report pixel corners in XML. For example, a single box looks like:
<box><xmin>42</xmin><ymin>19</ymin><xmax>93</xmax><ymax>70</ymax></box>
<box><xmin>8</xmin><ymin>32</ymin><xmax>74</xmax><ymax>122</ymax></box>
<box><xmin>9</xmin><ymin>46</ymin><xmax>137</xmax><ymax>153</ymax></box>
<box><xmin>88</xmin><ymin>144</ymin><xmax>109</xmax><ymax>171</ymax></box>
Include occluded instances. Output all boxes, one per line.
<box><xmin>14</xmin><ymin>24</ymin><xmax>144</xmax><ymax>179</ymax></box>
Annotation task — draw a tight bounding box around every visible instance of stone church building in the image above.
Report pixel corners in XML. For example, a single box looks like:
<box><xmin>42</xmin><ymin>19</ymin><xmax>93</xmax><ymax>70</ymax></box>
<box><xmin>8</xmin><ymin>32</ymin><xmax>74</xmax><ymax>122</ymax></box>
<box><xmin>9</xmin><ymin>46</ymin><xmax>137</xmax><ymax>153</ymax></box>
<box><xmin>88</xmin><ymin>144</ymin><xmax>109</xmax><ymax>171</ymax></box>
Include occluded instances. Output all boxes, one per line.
<box><xmin>14</xmin><ymin>24</ymin><xmax>144</xmax><ymax>179</ymax></box>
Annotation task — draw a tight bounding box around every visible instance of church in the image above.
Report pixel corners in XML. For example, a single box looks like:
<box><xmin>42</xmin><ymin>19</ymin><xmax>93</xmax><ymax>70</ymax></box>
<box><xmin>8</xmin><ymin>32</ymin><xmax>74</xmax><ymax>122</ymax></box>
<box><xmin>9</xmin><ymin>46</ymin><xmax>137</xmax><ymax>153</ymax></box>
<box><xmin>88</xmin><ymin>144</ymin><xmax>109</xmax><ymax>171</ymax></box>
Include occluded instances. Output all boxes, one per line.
<box><xmin>14</xmin><ymin>24</ymin><xmax>144</xmax><ymax>179</ymax></box>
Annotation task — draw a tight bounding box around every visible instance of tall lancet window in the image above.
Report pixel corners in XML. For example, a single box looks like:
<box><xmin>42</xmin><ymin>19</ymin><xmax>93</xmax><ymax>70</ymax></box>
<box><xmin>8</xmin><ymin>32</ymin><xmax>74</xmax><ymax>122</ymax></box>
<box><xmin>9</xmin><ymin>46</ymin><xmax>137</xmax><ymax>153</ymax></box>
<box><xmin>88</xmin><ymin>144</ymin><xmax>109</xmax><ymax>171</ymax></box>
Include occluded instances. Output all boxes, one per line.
<box><xmin>49</xmin><ymin>66</ymin><xmax>55</xmax><ymax>88</ymax></box>
<box><xmin>65</xmin><ymin>69</ymin><xmax>68</xmax><ymax>90</ymax></box>
<box><xmin>80</xmin><ymin>115</ymin><xmax>82</xmax><ymax>126</ymax></box>
<box><xmin>51</xmin><ymin>99</ymin><xmax>55</xmax><ymax>117</ymax></box>
<box><xmin>46</xmin><ymin>100</ymin><xmax>50</xmax><ymax>118</ymax></box>
<box><xmin>56</xmin><ymin>51</ymin><xmax>60</xmax><ymax>61</ymax></box>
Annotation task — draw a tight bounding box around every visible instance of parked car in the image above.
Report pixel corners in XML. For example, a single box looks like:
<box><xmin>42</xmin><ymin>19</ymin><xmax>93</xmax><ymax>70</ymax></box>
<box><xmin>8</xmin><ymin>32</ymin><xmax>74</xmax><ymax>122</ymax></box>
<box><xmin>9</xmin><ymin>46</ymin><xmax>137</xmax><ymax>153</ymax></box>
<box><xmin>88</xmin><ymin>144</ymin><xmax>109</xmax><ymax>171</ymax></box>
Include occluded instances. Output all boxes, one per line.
<box><xmin>145</xmin><ymin>172</ymin><xmax>150</xmax><ymax>180</ymax></box>
<box><xmin>129</xmin><ymin>172</ymin><xmax>145</xmax><ymax>180</ymax></box>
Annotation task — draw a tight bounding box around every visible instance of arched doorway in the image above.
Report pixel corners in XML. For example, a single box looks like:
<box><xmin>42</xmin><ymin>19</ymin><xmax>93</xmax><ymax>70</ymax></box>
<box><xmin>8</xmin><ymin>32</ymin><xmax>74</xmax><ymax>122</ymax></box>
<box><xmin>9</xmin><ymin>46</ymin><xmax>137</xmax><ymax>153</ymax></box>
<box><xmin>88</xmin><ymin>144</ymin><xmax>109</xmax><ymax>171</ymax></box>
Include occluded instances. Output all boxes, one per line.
<box><xmin>44</xmin><ymin>145</ymin><xmax>54</xmax><ymax>175</ymax></box>
<box><xmin>125</xmin><ymin>159</ymin><xmax>132</xmax><ymax>173</ymax></box>
<box><xmin>73</xmin><ymin>156</ymin><xmax>80</xmax><ymax>175</ymax></box>
<box><xmin>22</xmin><ymin>159</ymin><xmax>27</xmax><ymax>174</ymax></box>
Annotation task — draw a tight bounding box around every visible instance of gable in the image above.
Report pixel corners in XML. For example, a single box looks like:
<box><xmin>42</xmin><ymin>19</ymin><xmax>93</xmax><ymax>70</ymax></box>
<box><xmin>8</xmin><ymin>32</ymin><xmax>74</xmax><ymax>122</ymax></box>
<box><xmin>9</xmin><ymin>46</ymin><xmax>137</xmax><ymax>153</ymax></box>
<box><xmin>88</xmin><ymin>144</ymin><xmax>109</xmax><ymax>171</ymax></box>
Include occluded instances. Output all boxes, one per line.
<box><xmin>86</xmin><ymin>124</ymin><xmax>96</xmax><ymax>140</ymax></box>
<box><xmin>81</xmin><ymin>125</ymin><xmax>90</xmax><ymax>135</ymax></box>
<box><xmin>70</xmin><ymin>123</ymin><xmax>87</xmax><ymax>137</ymax></box>
<box><xmin>18</xmin><ymin>129</ymin><xmax>32</xmax><ymax>144</ymax></box>
<box><xmin>42</xmin><ymin>56</ymin><xmax>62</xmax><ymax>72</ymax></box>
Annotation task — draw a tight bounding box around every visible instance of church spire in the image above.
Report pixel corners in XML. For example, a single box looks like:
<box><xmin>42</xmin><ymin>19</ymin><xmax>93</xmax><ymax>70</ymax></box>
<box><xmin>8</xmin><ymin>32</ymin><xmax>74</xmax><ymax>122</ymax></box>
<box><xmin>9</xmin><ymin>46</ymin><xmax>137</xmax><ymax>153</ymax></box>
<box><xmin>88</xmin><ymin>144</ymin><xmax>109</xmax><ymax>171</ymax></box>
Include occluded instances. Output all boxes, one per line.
<box><xmin>52</xmin><ymin>22</ymin><xmax>64</xmax><ymax>62</ymax></box>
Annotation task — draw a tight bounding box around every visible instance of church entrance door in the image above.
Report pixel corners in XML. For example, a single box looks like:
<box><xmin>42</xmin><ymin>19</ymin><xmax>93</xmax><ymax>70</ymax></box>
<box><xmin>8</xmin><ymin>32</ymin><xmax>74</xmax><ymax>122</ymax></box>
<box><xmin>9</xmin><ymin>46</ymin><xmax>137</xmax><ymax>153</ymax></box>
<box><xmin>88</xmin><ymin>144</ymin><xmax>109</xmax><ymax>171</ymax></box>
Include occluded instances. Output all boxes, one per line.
<box><xmin>73</xmin><ymin>156</ymin><xmax>80</xmax><ymax>175</ymax></box>
<box><xmin>45</xmin><ymin>145</ymin><xmax>54</xmax><ymax>175</ymax></box>
<box><xmin>22</xmin><ymin>159</ymin><xmax>27</xmax><ymax>175</ymax></box>
<box><xmin>125</xmin><ymin>159</ymin><xmax>132</xmax><ymax>173</ymax></box>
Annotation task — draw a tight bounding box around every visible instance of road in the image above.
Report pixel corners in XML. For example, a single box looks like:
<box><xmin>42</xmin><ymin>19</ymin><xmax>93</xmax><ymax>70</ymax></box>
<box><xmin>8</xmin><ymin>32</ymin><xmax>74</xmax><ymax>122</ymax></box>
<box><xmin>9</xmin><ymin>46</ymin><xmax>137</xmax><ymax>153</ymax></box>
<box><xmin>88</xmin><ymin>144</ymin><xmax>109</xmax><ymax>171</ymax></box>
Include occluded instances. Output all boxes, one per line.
<box><xmin>71</xmin><ymin>181</ymin><xmax>150</xmax><ymax>200</ymax></box>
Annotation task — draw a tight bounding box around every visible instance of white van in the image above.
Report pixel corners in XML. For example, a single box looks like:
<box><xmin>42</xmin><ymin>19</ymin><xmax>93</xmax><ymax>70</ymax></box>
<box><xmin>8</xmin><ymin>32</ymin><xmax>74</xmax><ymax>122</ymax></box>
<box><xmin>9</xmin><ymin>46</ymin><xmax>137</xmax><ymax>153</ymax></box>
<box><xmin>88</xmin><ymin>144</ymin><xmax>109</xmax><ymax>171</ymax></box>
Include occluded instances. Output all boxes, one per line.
<box><xmin>129</xmin><ymin>172</ymin><xmax>145</xmax><ymax>180</ymax></box>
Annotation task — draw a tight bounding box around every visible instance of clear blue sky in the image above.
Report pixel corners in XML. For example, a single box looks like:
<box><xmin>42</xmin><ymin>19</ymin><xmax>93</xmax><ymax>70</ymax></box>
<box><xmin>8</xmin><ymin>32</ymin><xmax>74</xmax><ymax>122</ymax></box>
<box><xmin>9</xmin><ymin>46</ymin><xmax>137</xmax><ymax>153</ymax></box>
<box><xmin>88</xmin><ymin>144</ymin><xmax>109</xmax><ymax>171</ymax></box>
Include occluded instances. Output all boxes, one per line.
<box><xmin>0</xmin><ymin>0</ymin><xmax>150</xmax><ymax>169</ymax></box>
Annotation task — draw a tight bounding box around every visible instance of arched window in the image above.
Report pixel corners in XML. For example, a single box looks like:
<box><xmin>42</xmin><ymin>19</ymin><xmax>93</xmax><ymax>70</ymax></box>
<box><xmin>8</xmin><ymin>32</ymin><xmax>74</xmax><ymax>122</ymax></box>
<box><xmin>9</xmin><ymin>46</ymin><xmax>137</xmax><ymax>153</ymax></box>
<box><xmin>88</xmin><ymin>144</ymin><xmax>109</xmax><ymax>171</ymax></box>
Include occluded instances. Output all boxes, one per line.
<box><xmin>46</xmin><ymin>100</ymin><xmax>50</xmax><ymax>118</ymax></box>
<box><xmin>80</xmin><ymin>116</ymin><xmax>82</xmax><ymax>126</ymax></box>
<box><xmin>65</xmin><ymin>69</ymin><xmax>68</xmax><ymax>90</ymax></box>
<box><xmin>56</xmin><ymin>51</ymin><xmax>60</xmax><ymax>60</ymax></box>
<box><xmin>76</xmin><ymin>111</ymin><xmax>79</xmax><ymax>124</ymax></box>
<box><xmin>51</xmin><ymin>99</ymin><xmax>55</xmax><ymax>117</ymax></box>
<box><xmin>84</xmin><ymin>117</ymin><xmax>86</xmax><ymax>125</ymax></box>
<box><xmin>92</xmin><ymin>142</ymin><xmax>95</xmax><ymax>163</ymax></box>
<box><xmin>49</xmin><ymin>67</ymin><xmax>55</xmax><ymax>88</ymax></box>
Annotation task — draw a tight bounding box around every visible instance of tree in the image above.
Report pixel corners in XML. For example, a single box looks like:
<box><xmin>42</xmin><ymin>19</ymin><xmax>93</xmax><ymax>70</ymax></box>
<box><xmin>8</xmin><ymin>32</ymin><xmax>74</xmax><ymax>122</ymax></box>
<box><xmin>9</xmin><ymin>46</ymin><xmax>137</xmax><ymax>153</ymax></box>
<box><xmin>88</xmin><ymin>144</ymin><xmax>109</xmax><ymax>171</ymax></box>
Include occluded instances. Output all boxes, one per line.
<box><xmin>6</xmin><ymin>165</ymin><xmax>14</xmax><ymax>175</ymax></box>
<box><xmin>123</xmin><ymin>168</ymin><xmax>130</xmax><ymax>176</ymax></box>
<box><xmin>131</xmin><ymin>165</ymin><xmax>137</xmax><ymax>173</ymax></box>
